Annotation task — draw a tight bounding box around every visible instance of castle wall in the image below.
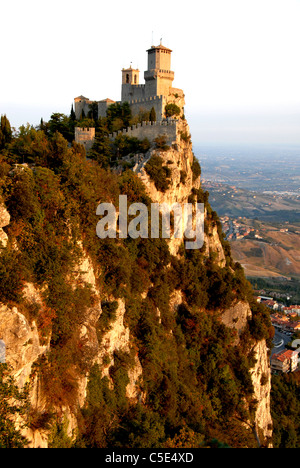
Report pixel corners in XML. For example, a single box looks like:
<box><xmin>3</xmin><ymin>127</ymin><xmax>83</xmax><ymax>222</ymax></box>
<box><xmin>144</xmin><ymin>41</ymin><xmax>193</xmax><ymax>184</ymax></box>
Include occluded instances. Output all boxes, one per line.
<box><xmin>98</xmin><ymin>101</ymin><xmax>108</xmax><ymax>118</ymax></box>
<box><xmin>98</xmin><ymin>100</ymin><xmax>115</xmax><ymax>118</ymax></box>
<box><xmin>126</xmin><ymin>95</ymin><xmax>165</xmax><ymax>121</ymax></box>
<box><xmin>156</xmin><ymin>74</ymin><xmax>175</xmax><ymax>98</ymax></box>
<box><xmin>122</xmin><ymin>84</ymin><xmax>146</xmax><ymax>102</ymax></box>
<box><xmin>109</xmin><ymin>119</ymin><xmax>178</xmax><ymax>146</ymax></box>
<box><xmin>75</xmin><ymin>100</ymin><xmax>92</xmax><ymax>120</ymax></box>
<box><xmin>144</xmin><ymin>78</ymin><xmax>158</xmax><ymax>99</ymax></box>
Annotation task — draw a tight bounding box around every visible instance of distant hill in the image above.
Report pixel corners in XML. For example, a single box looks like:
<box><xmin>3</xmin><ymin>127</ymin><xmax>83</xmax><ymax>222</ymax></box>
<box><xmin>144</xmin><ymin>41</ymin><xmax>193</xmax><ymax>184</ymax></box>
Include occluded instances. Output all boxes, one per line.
<box><xmin>231</xmin><ymin>229</ymin><xmax>300</xmax><ymax>278</ymax></box>
<box><xmin>202</xmin><ymin>182</ymin><xmax>300</xmax><ymax>223</ymax></box>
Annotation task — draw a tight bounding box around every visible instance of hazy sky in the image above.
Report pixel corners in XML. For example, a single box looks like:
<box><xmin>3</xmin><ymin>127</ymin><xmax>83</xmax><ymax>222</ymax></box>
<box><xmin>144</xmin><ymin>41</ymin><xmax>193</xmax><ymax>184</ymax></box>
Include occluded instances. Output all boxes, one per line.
<box><xmin>1</xmin><ymin>0</ymin><xmax>300</xmax><ymax>146</ymax></box>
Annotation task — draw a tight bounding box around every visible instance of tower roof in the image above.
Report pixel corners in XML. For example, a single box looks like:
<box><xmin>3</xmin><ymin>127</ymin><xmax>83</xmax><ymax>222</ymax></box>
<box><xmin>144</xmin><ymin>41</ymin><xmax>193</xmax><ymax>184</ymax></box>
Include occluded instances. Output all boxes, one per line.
<box><xmin>99</xmin><ymin>98</ymin><xmax>115</xmax><ymax>103</ymax></box>
<box><xmin>147</xmin><ymin>44</ymin><xmax>172</xmax><ymax>53</ymax></box>
<box><xmin>75</xmin><ymin>95</ymin><xmax>90</xmax><ymax>101</ymax></box>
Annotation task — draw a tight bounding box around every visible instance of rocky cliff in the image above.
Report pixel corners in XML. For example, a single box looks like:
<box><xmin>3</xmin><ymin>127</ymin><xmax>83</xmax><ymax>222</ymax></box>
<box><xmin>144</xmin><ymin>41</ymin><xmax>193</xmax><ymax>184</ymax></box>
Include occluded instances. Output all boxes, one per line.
<box><xmin>0</xmin><ymin>119</ymin><xmax>273</xmax><ymax>448</ymax></box>
<box><xmin>130</xmin><ymin>119</ymin><xmax>273</xmax><ymax>445</ymax></box>
<box><xmin>0</xmin><ymin>199</ymin><xmax>10</xmax><ymax>248</ymax></box>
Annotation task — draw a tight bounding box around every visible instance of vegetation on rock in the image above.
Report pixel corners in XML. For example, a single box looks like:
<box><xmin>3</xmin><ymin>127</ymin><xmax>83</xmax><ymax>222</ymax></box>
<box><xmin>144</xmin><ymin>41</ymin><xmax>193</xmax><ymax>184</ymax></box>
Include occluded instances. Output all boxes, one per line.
<box><xmin>0</xmin><ymin>112</ymin><xmax>275</xmax><ymax>448</ymax></box>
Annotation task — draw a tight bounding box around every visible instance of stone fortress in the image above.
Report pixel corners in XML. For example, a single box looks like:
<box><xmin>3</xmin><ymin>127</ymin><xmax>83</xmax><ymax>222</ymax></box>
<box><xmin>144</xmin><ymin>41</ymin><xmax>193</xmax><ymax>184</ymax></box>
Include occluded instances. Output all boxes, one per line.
<box><xmin>74</xmin><ymin>42</ymin><xmax>185</xmax><ymax>150</ymax></box>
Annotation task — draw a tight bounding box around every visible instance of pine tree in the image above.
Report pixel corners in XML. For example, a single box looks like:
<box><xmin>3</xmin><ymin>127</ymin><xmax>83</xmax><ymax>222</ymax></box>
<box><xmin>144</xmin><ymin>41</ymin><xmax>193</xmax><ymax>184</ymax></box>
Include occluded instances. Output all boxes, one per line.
<box><xmin>150</xmin><ymin>107</ymin><xmax>156</xmax><ymax>122</ymax></box>
<box><xmin>70</xmin><ymin>104</ymin><xmax>76</xmax><ymax>121</ymax></box>
<box><xmin>0</xmin><ymin>115</ymin><xmax>12</xmax><ymax>149</ymax></box>
<box><xmin>0</xmin><ymin>365</ymin><xmax>29</xmax><ymax>448</ymax></box>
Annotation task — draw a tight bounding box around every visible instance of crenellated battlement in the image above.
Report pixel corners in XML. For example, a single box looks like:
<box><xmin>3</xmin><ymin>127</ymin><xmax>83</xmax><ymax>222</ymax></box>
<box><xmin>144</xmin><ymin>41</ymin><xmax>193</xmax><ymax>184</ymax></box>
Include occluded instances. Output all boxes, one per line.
<box><xmin>127</xmin><ymin>95</ymin><xmax>163</xmax><ymax>105</ymax></box>
<box><xmin>109</xmin><ymin>119</ymin><xmax>180</xmax><ymax>146</ymax></box>
<box><xmin>109</xmin><ymin>118</ymin><xmax>177</xmax><ymax>137</ymax></box>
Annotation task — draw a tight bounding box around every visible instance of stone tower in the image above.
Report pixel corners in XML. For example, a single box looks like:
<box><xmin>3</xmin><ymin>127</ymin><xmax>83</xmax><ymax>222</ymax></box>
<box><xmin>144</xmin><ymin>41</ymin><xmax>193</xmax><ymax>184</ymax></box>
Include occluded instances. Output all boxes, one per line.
<box><xmin>144</xmin><ymin>44</ymin><xmax>175</xmax><ymax>98</ymax></box>
<box><xmin>121</xmin><ymin>67</ymin><xmax>140</xmax><ymax>102</ymax></box>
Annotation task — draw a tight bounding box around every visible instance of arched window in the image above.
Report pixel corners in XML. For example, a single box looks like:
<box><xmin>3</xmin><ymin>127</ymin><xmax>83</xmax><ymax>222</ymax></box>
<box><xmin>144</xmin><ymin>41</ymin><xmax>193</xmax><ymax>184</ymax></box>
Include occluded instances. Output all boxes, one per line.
<box><xmin>134</xmin><ymin>75</ymin><xmax>137</xmax><ymax>84</ymax></box>
<box><xmin>126</xmin><ymin>74</ymin><xmax>130</xmax><ymax>84</ymax></box>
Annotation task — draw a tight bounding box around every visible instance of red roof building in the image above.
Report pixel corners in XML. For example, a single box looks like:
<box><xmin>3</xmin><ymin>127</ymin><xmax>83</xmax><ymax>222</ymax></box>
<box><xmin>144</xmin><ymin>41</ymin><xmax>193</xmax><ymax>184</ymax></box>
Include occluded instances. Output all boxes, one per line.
<box><xmin>271</xmin><ymin>350</ymin><xmax>298</xmax><ymax>373</ymax></box>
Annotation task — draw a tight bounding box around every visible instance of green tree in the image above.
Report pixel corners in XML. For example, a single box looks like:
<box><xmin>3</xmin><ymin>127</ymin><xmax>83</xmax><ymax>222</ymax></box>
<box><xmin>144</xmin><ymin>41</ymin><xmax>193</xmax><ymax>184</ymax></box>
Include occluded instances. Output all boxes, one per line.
<box><xmin>47</xmin><ymin>131</ymin><xmax>71</xmax><ymax>170</ymax></box>
<box><xmin>149</xmin><ymin>107</ymin><xmax>157</xmax><ymax>122</ymax></box>
<box><xmin>191</xmin><ymin>156</ymin><xmax>201</xmax><ymax>181</ymax></box>
<box><xmin>0</xmin><ymin>115</ymin><xmax>12</xmax><ymax>150</ymax></box>
<box><xmin>0</xmin><ymin>247</ymin><xmax>26</xmax><ymax>303</ymax></box>
<box><xmin>89</xmin><ymin>121</ymin><xmax>112</xmax><ymax>168</ymax></box>
<box><xmin>165</xmin><ymin>103</ymin><xmax>181</xmax><ymax>118</ymax></box>
<box><xmin>6</xmin><ymin>167</ymin><xmax>40</xmax><ymax>223</ymax></box>
<box><xmin>70</xmin><ymin>104</ymin><xmax>76</xmax><ymax>122</ymax></box>
<box><xmin>106</xmin><ymin>102</ymin><xmax>132</xmax><ymax>132</ymax></box>
<box><xmin>0</xmin><ymin>365</ymin><xmax>29</xmax><ymax>448</ymax></box>
<box><xmin>48</xmin><ymin>113</ymin><xmax>74</xmax><ymax>142</ymax></box>
<box><xmin>88</xmin><ymin>102</ymin><xmax>99</xmax><ymax>121</ymax></box>
<box><xmin>7</xmin><ymin>125</ymin><xmax>51</xmax><ymax>165</ymax></box>
<box><xmin>271</xmin><ymin>373</ymin><xmax>300</xmax><ymax>448</ymax></box>
<box><xmin>144</xmin><ymin>155</ymin><xmax>171</xmax><ymax>192</ymax></box>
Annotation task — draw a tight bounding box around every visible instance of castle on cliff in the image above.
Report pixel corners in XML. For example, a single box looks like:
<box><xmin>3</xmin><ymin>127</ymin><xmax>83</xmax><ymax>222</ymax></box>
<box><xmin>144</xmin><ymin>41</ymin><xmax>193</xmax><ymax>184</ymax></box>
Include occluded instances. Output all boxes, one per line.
<box><xmin>74</xmin><ymin>42</ymin><xmax>185</xmax><ymax>132</ymax></box>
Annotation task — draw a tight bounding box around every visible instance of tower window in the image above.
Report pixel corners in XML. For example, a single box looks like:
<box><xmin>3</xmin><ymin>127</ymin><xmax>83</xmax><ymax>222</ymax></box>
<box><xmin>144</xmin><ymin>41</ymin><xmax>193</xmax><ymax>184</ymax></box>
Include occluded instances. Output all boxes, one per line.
<box><xmin>134</xmin><ymin>75</ymin><xmax>137</xmax><ymax>84</ymax></box>
<box><xmin>126</xmin><ymin>74</ymin><xmax>130</xmax><ymax>84</ymax></box>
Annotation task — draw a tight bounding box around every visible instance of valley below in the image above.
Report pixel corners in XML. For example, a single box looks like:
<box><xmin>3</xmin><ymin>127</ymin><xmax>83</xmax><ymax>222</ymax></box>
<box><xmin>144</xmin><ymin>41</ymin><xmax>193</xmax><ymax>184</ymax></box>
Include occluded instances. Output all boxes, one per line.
<box><xmin>198</xmin><ymin>144</ymin><xmax>300</xmax><ymax>303</ymax></box>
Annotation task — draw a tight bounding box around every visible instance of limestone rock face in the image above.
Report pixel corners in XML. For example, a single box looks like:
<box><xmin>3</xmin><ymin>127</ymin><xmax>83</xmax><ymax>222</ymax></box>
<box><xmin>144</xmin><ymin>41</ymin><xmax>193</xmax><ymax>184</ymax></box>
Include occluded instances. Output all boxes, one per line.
<box><xmin>0</xmin><ymin>296</ymin><xmax>49</xmax><ymax>448</ymax></box>
<box><xmin>131</xmin><ymin>120</ymin><xmax>226</xmax><ymax>263</ymax></box>
<box><xmin>0</xmin><ymin>302</ymin><xmax>46</xmax><ymax>388</ymax></box>
<box><xmin>0</xmin><ymin>199</ymin><xmax>10</xmax><ymax>248</ymax></box>
<box><xmin>222</xmin><ymin>301</ymin><xmax>252</xmax><ymax>341</ymax></box>
<box><xmin>222</xmin><ymin>301</ymin><xmax>272</xmax><ymax>445</ymax></box>
<box><xmin>132</xmin><ymin>120</ymin><xmax>201</xmax><ymax>256</ymax></box>
<box><xmin>250</xmin><ymin>340</ymin><xmax>273</xmax><ymax>445</ymax></box>
<box><xmin>134</xmin><ymin>120</ymin><xmax>198</xmax><ymax>208</ymax></box>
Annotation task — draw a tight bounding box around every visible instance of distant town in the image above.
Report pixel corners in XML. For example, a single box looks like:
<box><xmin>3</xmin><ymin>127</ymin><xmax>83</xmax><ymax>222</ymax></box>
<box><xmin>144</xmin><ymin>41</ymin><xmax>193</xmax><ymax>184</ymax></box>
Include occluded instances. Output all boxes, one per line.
<box><xmin>221</xmin><ymin>215</ymin><xmax>256</xmax><ymax>241</ymax></box>
<box><xmin>220</xmin><ymin>214</ymin><xmax>298</xmax><ymax>242</ymax></box>
<box><xmin>257</xmin><ymin>296</ymin><xmax>300</xmax><ymax>375</ymax></box>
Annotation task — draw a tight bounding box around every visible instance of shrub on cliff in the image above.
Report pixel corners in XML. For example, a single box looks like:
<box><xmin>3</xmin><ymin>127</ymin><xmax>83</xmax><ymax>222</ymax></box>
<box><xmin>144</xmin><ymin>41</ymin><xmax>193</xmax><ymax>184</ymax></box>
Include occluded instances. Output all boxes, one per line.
<box><xmin>113</xmin><ymin>135</ymin><xmax>150</xmax><ymax>158</ymax></box>
<box><xmin>271</xmin><ymin>373</ymin><xmax>300</xmax><ymax>448</ymax></box>
<box><xmin>191</xmin><ymin>156</ymin><xmax>201</xmax><ymax>181</ymax></box>
<box><xmin>154</xmin><ymin>135</ymin><xmax>170</xmax><ymax>151</ymax></box>
<box><xmin>165</xmin><ymin>103</ymin><xmax>181</xmax><ymax>118</ymax></box>
<box><xmin>0</xmin><ymin>365</ymin><xmax>29</xmax><ymax>448</ymax></box>
<box><xmin>0</xmin><ymin>248</ymin><xmax>26</xmax><ymax>303</ymax></box>
<box><xmin>144</xmin><ymin>155</ymin><xmax>171</xmax><ymax>192</ymax></box>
